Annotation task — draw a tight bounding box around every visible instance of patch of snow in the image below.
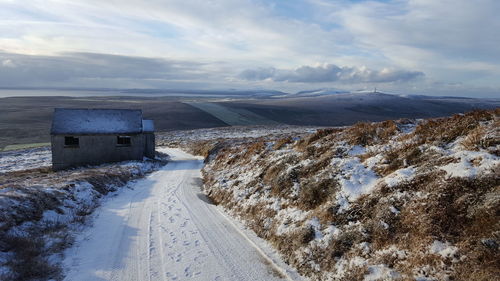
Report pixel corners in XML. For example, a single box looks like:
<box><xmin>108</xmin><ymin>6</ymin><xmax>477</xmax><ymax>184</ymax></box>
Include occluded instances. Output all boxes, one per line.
<box><xmin>357</xmin><ymin>242</ymin><xmax>371</xmax><ymax>255</ymax></box>
<box><xmin>313</xmin><ymin>224</ymin><xmax>341</xmax><ymax>249</ymax></box>
<box><xmin>335</xmin><ymin>194</ymin><xmax>351</xmax><ymax>213</ymax></box>
<box><xmin>331</xmin><ymin>157</ymin><xmax>379</xmax><ymax>201</ymax></box>
<box><xmin>429</xmin><ymin>240</ymin><xmax>459</xmax><ymax>259</ymax></box>
<box><xmin>350</xmin><ymin>256</ymin><xmax>367</xmax><ymax>267</ymax></box>
<box><xmin>380</xmin><ymin>221</ymin><xmax>389</xmax><ymax>229</ymax></box>
<box><xmin>348</xmin><ymin>145</ymin><xmax>366</xmax><ymax>156</ymax></box>
<box><xmin>364</xmin><ymin>154</ymin><xmax>384</xmax><ymax>169</ymax></box>
<box><xmin>425</xmin><ymin>145</ymin><xmax>448</xmax><ymax>155</ymax></box>
<box><xmin>308</xmin><ymin>217</ymin><xmax>323</xmax><ymax>239</ymax></box>
<box><xmin>269</xmin><ymin>199</ymin><xmax>282</xmax><ymax>212</ymax></box>
<box><xmin>291</xmin><ymin>182</ymin><xmax>301</xmax><ymax>198</ymax></box>
<box><xmin>375</xmin><ymin>246</ymin><xmax>407</xmax><ymax>259</ymax></box>
<box><xmin>332</xmin><ymin>257</ymin><xmax>349</xmax><ymax>279</ymax></box>
<box><xmin>385</xmin><ymin>167</ymin><xmax>416</xmax><ymax>187</ymax></box>
<box><xmin>389</xmin><ymin>206</ymin><xmax>400</xmax><ymax>214</ymax></box>
<box><xmin>41</xmin><ymin>210</ymin><xmax>65</xmax><ymax>223</ymax></box>
<box><xmin>275</xmin><ymin>208</ymin><xmax>309</xmax><ymax>236</ymax></box>
<box><xmin>309</xmin><ymin>261</ymin><xmax>321</xmax><ymax>272</ymax></box>
<box><xmin>440</xmin><ymin>150</ymin><xmax>499</xmax><ymax>178</ymax></box>
<box><xmin>364</xmin><ymin>264</ymin><xmax>401</xmax><ymax>281</ymax></box>
<box><xmin>398</xmin><ymin>123</ymin><xmax>416</xmax><ymax>134</ymax></box>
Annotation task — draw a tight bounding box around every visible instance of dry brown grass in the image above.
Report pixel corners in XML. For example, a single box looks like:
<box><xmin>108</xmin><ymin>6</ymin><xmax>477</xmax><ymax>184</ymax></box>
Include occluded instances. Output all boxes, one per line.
<box><xmin>1</xmin><ymin>233</ymin><xmax>62</xmax><ymax>281</ymax></box>
<box><xmin>244</xmin><ymin>140</ymin><xmax>267</xmax><ymax>158</ymax></box>
<box><xmin>345</xmin><ymin>120</ymin><xmax>399</xmax><ymax>146</ymax></box>
<box><xmin>461</xmin><ymin>120</ymin><xmax>500</xmax><ymax>153</ymax></box>
<box><xmin>273</xmin><ymin>136</ymin><xmax>293</xmax><ymax>150</ymax></box>
<box><xmin>346</xmin><ymin>122</ymin><xmax>378</xmax><ymax>146</ymax></box>
<box><xmin>297</xmin><ymin>178</ymin><xmax>338</xmax><ymax>210</ymax></box>
<box><xmin>373</xmin><ymin>143</ymin><xmax>423</xmax><ymax>176</ymax></box>
<box><xmin>413</xmin><ymin>109</ymin><xmax>497</xmax><ymax>145</ymax></box>
<box><xmin>460</xmin><ymin>126</ymin><xmax>487</xmax><ymax>151</ymax></box>
<box><xmin>200</xmin><ymin>108</ymin><xmax>500</xmax><ymax>280</ymax></box>
<box><xmin>186</xmin><ymin>140</ymin><xmax>225</xmax><ymax>162</ymax></box>
<box><xmin>296</xmin><ymin>128</ymin><xmax>343</xmax><ymax>150</ymax></box>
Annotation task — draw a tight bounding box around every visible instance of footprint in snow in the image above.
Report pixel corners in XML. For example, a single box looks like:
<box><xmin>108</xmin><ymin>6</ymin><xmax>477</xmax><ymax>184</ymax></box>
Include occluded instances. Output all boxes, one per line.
<box><xmin>166</xmin><ymin>272</ymin><xmax>178</xmax><ymax>280</ymax></box>
<box><xmin>184</xmin><ymin>265</ymin><xmax>193</xmax><ymax>277</ymax></box>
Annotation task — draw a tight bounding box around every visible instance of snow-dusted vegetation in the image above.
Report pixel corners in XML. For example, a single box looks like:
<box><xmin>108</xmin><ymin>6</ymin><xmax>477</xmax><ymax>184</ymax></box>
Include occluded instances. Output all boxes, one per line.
<box><xmin>0</xmin><ymin>154</ymin><xmax>167</xmax><ymax>280</ymax></box>
<box><xmin>157</xmin><ymin>125</ymin><xmax>320</xmax><ymax>159</ymax></box>
<box><xmin>0</xmin><ymin>147</ymin><xmax>52</xmax><ymax>173</ymax></box>
<box><xmin>200</xmin><ymin>109</ymin><xmax>499</xmax><ymax>280</ymax></box>
<box><xmin>157</xmin><ymin>125</ymin><xmax>319</xmax><ymax>147</ymax></box>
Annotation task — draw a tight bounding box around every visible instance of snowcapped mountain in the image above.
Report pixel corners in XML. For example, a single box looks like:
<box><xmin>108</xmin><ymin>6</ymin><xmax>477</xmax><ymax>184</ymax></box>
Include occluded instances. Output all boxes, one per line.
<box><xmin>291</xmin><ymin>88</ymin><xmax>349</xmax><ymax>97</ymax></box>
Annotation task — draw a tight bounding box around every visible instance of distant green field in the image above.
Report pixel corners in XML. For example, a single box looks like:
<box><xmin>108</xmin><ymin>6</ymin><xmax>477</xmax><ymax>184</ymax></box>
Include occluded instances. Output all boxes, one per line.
<box><xmin>0</xmin><ymin>96</ymin><xmax>229</xmax><ymax>150</ymax></box>
<box><xmin>186</xmin><ymin>102</ymin><xmax>280</xmax><ymax>126</ymax></box>
<box><xmin>2</xmin><ymin>142</ymin><xmax>50</xmax><ymax>151</ymax></box>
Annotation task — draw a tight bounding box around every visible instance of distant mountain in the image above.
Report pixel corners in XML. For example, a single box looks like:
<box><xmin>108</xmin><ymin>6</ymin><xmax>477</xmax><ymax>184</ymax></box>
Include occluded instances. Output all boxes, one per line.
<box><xmin>216</xmin><ymin>91</ymin><xmax>500</xmax><ymax>126</ymax></box>
<box><xmin>120</xmin><ymin>88</ymin><xmax>287</xmax><ymax>97</ymax></box>
<box><xmin>292</xmin><ymin>88</ymin><xmax>349</xmax><ymax>97</ymax></box>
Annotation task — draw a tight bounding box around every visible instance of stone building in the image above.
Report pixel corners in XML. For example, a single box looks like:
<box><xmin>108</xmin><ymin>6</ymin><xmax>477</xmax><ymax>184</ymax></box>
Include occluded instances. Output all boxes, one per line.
<box><xmin>51</xmin><ymin>108</ymin><xmax>155</xmax><ymax>171</ymax></box>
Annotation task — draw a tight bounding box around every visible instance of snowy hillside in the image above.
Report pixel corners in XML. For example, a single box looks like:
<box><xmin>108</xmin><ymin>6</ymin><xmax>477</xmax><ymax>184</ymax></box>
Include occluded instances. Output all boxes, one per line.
<box><xmin>200</xmin><ymin>109</ymin><xmax>499</xmax><ymax>280</ymax></box>
<box><xmin>0</xmin><ymin>153</ymin><xmax>167</xmax><ymax>280</ymax></box>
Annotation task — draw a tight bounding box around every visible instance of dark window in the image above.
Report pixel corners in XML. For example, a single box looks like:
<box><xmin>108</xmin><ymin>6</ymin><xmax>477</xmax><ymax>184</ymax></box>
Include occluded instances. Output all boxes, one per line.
<box><xmin>117</xmin><ymin>136</ymin><xmax>131</xmax><ymax>146</ymax></box>
<box><xmin>64</xmin><ymin>136</ymin><xmax>79</xmax><ymax>147</ymax></box>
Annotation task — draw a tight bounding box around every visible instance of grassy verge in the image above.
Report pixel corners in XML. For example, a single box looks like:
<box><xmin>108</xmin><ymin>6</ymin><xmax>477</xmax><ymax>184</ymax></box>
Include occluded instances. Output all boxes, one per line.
<box><xmin>2</xmin><ymin>143</ymin><xmax>50</xmax><ymax>152</ymax></box>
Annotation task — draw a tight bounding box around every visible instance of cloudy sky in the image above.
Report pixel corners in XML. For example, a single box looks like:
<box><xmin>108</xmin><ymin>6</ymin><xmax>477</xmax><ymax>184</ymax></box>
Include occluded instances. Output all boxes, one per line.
<box><xmin>1</xmin><ymin>0</ymin><xmax>499</xmax><ymax>97</ymax></box>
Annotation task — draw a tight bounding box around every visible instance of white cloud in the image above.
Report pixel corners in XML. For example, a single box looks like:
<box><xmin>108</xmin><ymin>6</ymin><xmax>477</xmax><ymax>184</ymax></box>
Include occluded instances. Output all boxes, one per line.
<box><xmin>239</xmin><ymin>64</ymin><xmax>424</xmax><ymax>83</ymax></box>
<box><xmin>0</xmin><ymin>52</ymin><xmax>232</xmax><ymax>88</ymax></box>
<box><xmin>330</xmin><ymin>0</ymin><xmax>500</xmax><ymax>78</ymax></box>
<box><xmin>0</xmin><ymin>0</ymin><xmax>498</xmax><ymax>96</ymax></box>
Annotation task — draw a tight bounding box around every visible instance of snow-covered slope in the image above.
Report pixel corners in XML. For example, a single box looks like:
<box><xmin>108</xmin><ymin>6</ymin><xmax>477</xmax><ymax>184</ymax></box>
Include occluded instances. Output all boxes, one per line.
<box><xmin>0</xmin><ymin>154</ymin><xmax>166</xmax><ymax>280</ymax></box>
<box><xmin>201</xmin><ymin>109</ymin><xmax>499</xmax><ymax>280</ymax></box>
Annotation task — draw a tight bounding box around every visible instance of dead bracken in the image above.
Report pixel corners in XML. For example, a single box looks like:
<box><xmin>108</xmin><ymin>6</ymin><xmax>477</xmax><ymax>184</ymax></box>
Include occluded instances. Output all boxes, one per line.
<box><xmin>199</xmin><ymin>109</ymin><xmax>499</xmax><ymax>281</ymax></box>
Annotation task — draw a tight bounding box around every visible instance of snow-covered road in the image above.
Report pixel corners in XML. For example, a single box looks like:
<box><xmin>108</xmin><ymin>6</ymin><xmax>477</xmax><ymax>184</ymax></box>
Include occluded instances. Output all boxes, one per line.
<box><xmin>63</xmin><ymin>148</ymin><xmax>296</xmax><ymax>281</ymax></box>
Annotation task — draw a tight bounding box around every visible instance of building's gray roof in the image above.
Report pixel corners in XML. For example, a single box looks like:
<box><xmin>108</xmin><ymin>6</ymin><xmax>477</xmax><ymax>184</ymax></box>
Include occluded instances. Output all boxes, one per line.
<box><xmin>142</xmin><ymin>120</ymin><xmax>155</xmax><ymax>133</ymax></box>
<box><xmin>51</xmin><ymin>108</ymin><xmax>143</xmax><ymax>135</ymax></box>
